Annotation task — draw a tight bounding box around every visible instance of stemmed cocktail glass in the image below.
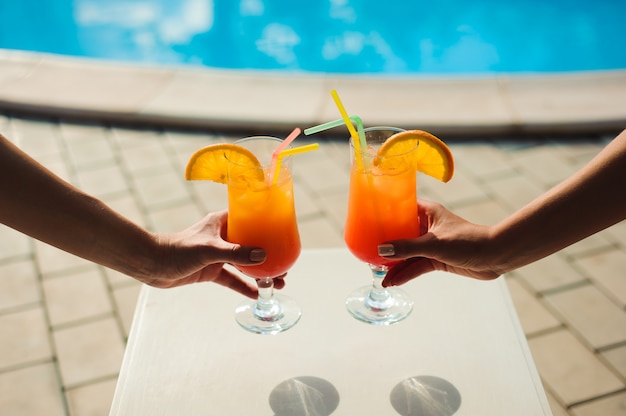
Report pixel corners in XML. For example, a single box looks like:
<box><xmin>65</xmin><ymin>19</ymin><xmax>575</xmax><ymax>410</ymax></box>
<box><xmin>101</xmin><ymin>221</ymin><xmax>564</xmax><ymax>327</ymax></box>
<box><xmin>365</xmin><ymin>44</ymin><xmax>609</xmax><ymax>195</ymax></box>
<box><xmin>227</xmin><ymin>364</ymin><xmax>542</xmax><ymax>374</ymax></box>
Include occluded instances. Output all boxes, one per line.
<box><xmin>344</xmin><ymin>127</ymin><xmax>420</xmax><ymax>325</ymax></box>
<box><xmin>226</xmin><ymin>137</ymin><xmax>302</xmax><ymax>334</ymax></box>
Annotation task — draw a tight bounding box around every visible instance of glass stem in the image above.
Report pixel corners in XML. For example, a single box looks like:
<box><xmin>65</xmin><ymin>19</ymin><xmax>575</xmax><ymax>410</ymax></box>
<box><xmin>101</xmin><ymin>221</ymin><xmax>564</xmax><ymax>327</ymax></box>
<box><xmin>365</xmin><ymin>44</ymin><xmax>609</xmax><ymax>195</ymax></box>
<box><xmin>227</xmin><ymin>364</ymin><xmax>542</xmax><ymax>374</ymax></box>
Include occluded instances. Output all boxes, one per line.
<box><xmin>366</xmin><ymin>265</ymin><xmax>392</xmax><ymax>311</ymax></box>
<box><xmin>254</xmin><ymin>277</ymin><xmax>282</xmax><ymax>321</ymax></box>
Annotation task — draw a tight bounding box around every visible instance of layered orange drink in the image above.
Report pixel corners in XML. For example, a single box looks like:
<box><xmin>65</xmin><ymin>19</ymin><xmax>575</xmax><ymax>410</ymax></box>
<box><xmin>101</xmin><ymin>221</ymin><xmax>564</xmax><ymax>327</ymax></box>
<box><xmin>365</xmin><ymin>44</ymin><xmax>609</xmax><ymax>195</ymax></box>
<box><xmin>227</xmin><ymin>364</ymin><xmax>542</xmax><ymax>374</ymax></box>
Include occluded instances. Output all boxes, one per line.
<box><xmin>184</xmin><ymin>136</ymin><xmax>317</xmax><ymax>334</ymax></box>
<box><xmin>345</xmin><ymin>157</ymin><xmax>419</xmax><ymax>266</ymax></box>
<box><xmin>184</xmin><ymin>139</ymin><xmax>301</xmax><ymax>279</ymax></box>
<box><xmin>226</xmin><ymin>162</ymin><xmax>300</xmax><ymax>278</ymax></box>
<box><xmin>344</xmin><ymin>129</ymin><xmax>455</xmax><ymax>267</ymax></box>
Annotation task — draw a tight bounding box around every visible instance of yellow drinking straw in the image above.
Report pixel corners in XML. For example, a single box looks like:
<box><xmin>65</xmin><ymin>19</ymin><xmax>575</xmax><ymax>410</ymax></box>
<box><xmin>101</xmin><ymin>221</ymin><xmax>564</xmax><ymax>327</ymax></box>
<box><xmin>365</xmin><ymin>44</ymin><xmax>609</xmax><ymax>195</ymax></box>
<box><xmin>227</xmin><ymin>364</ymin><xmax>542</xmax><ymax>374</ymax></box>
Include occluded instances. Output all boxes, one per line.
<box><xmin>272</xmin><ymin>143</ymin><xmax>320</xmax><ymax>185</ymax></box>
<box><xmin>269</xmin><ymin>127</ymin><xmax>301</xmax><ymax>185</ymax></box>
<box><xmin>330</xmin><ymin>90</ymin><xmax>365</xmax><ymax>169</ymax></box>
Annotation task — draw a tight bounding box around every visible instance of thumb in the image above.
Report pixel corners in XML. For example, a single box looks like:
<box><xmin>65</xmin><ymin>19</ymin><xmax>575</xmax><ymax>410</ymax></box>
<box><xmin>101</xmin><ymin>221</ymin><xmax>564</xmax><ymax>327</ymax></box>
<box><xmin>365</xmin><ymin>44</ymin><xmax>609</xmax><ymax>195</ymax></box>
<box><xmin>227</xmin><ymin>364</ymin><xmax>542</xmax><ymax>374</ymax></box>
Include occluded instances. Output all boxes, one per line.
<box><xmin>378</xmin><ymin>233</ymin><xmax>437</xmax><ymax>260</ymax></box>
<box><xmin>210</xmin><ymin>243</ymin><xmax>267</xmax><ymax>266</ymax></box>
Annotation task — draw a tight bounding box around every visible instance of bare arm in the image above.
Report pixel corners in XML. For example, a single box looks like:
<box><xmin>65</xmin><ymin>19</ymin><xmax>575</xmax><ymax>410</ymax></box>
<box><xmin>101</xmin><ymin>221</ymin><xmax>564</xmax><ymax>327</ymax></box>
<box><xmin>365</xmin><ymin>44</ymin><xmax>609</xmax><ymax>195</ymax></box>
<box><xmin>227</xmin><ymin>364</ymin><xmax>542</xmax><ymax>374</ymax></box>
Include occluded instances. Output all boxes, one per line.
<box><xmin>491</xmin><ymin>129</ymin><xmax>626</xmax><ymax>270</ymax></box>
<box><xmin>381</xmin><ymin>129</ymin><xmax>626</xmax><ymax>285</ymax></box>
<box><xmin>0</xmin><ymin>133</ymin><xmax>158</xmax><ymax>277</ymax></box>
<box><xmin>0</xmin><ymin>133</ymin><xmax>270</xmax><ymax>296</ymax></box>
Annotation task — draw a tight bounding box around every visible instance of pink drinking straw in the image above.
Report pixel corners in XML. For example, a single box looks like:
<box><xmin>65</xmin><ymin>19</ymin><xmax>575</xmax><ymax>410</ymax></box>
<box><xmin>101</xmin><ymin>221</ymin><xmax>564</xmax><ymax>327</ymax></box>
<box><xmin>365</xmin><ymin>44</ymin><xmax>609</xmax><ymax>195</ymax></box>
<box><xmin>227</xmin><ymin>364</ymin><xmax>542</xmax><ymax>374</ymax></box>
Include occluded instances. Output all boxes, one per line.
<box><xmin>268</xmin><ymin>127</ymin><xmax>301</xmax><ymax>184</ymax></box>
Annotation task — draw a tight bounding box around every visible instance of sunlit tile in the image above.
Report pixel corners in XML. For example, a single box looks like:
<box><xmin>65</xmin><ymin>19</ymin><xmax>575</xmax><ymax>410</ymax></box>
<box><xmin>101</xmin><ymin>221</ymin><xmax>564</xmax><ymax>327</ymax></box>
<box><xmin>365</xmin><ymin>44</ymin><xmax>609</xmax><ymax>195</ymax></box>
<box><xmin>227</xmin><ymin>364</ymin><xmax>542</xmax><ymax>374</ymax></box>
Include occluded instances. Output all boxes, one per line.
<box><xmin>529</xmin><ymin>330</ymin><xmax>622</xmax><ymax>406</ymax></box>
<box><xmin>0</xmin><ymin>308</ymin><xmax>52</xmax><ymax>370</ymax></box>
<box><xmin>53</xmin><ymin>318</ymin><xmax>125</xmax><ymax>387</ymax></box>
<box><xmin>42</xmin><ymin>268</ymin><xmax>112</xmax><ymax>327</ymax></box>
<box><xmin>66</xmin><ymin>377</ymin><xmax>118</xmax><ymax>416</ymax></box>
<box><xmin>0</xmin><ymin>363</ymin><xmax>65</xmax><ymax>416</ymax></box>
<box><xmin>0</xmin><ymin>260</ymin><xmax>40</xmax><ymax>312</ymax></box>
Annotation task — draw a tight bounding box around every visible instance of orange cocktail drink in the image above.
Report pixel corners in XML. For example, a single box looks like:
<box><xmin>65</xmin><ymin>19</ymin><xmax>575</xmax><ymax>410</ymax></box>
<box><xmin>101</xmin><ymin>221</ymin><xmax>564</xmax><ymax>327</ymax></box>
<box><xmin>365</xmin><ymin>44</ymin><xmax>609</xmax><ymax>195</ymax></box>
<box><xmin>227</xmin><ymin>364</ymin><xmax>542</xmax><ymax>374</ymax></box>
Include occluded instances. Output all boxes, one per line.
<box><xmin>344</xmin><ymin>127</ymin><xmax>419</xmax><ymax>325</ymax></box>
<box><xmin>184</xmin><ymin>131</ymin><xmax>319</xmax><ymax>335</ymax></box>
<box><xmin>344</xmin><ymin>161</ymin><xmax>419</xmax><ymax>267</ymax></box>
<box><xmin>226</xmin><ymin>136</ymin><xmax>302</xmax><ymax>334</ymax></box>
<box><xmin>227</xmin><ymin>164</ymin><xmax>301</xmax><ymax>279</ymax></box>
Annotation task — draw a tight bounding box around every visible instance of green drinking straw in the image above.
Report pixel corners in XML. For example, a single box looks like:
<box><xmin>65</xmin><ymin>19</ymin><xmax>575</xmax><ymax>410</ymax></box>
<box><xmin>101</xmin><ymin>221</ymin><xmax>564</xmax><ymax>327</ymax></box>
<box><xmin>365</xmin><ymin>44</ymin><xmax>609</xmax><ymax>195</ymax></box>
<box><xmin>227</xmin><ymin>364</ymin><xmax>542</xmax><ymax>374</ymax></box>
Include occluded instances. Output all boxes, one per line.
<box><xmin>304</xmin><ymin>116</ymin><xmax>367</xmax><ymax>154</ymax></box>
<box><xmin>304</xmin><ymin>90</ymin><xmax>368</xmax><ymax>168</ymax></box>
<box><xmin>353</xmin><ymin>115</ymin><xmax>366</xmax><ymax>150</ymax></box>
<box><xmin>303</xmin><ymin>118</ymin><xmax>347</xmax><ymax>135</ymax></box>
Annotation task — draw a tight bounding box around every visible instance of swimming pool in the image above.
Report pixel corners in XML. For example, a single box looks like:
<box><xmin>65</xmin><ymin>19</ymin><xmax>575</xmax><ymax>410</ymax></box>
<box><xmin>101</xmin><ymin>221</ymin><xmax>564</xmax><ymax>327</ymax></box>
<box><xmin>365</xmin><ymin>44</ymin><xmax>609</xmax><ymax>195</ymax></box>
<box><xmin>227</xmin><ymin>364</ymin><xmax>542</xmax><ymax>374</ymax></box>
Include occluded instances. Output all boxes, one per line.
<box><xmin>1</xmin><ymin>0</ymin><xmax>625</xmax><ymax>75</ymax></box>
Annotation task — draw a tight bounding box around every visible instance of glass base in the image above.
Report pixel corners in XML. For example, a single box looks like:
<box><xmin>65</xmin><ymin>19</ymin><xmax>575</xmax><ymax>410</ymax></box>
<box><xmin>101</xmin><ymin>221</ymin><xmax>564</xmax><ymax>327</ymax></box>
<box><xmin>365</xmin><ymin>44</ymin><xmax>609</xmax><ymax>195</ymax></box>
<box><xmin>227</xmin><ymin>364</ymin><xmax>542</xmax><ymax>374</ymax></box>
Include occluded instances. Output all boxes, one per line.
<box><xmin>346</xmin><ymin>285</ymin><xmax>413</xmax><ymax>325</ymax></box>
<box><xmin>235</xmin><ymin>294</ymin><xmax>301</xmax><ymax>335</ymax></box>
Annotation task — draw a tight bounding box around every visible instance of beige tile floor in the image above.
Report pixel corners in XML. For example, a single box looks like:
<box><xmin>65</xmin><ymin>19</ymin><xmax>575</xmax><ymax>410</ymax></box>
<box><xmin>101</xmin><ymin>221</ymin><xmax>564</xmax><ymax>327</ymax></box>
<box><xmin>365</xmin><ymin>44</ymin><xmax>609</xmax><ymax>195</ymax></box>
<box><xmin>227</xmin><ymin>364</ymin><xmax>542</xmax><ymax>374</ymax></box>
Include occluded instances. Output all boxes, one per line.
<box><xmin>0</xmin><ymin>113</ymin><xmax>625</xmax><ymax>415</ymax></box>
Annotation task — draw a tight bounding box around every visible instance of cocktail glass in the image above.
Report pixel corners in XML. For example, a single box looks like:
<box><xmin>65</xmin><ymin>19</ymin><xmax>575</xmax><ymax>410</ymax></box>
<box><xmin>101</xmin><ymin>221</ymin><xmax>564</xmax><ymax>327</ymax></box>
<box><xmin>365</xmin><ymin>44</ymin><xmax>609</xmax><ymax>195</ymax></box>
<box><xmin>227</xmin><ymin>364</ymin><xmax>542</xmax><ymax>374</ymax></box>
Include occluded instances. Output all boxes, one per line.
<box><xmin>344</xmin><ymin>127</ymin><xmax>419</xmax><ymax>325</ymax></box>
<box><xmin>227</xmin><ymin>137</ymin><xmax>302</xmax><ymax>334</ymax></box>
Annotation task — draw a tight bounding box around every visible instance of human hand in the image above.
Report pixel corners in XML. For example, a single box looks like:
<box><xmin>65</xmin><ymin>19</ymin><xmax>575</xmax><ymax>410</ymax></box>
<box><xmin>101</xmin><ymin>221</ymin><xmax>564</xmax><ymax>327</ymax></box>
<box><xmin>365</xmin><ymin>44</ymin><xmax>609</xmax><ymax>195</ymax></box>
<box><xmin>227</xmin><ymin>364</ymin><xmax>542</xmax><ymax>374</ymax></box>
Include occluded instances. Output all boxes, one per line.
<box><xmin>379</xmin><ymin>200</ymin><xmax>503</xmax><ymax>287</ymax></box>
<box><xmin>143</xmin><ymin>210</ymin><xmax>285</xmax><ymax>298</ymax></box>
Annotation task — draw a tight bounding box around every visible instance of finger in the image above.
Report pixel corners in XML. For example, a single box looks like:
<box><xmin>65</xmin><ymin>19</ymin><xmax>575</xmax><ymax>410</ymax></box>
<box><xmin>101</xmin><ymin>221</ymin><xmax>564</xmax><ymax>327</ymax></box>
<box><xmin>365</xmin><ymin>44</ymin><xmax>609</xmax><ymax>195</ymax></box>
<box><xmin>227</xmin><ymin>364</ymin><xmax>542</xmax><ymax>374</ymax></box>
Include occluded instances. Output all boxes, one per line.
<box><xmin>378</xmin><ymin>234</ymin><xmax>434</xmax><ymax>260</ymax></box>
<box><xmin>212</xmin><ymin>268</ymin><xmax>258</xmax><ymax>299</ymax></box>
<box><xmin>377</xmin><ymin>199</ymin><xmax>443</xmax><ymax>260</ymax></box>
<box><xmin>209</xmin><ymin>243</ymin><xmax>267</xmax><ymax>266</ymax></box>
<box><xmin>418</xmin><ymin>198</ymin><xmax>442</xmax><ymax>213</ymax></box>
<box><xmin>383</xmin><ymin>257</ymin><xmax>436</xmax><ymax>287</ymax></box>
<box><xmin>273</xmin><ymin>276</ymin><xmax>286</xmax><ymax>290</ymax></box>
<box><xmin>210</xmin><ymin>211</ymin><xmax>267</xmax><ymax>266</ymax></box>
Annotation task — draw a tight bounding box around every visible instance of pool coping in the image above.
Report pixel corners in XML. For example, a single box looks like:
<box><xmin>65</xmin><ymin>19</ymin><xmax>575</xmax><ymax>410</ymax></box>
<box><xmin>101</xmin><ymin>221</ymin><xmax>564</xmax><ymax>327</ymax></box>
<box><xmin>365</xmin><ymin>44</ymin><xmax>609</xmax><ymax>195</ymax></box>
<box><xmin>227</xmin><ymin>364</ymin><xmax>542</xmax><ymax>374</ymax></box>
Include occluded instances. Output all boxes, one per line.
<box><xmin>1</xmin><ymin>49</ymin><xmax>625</xmax><ymax>137</ymax></box>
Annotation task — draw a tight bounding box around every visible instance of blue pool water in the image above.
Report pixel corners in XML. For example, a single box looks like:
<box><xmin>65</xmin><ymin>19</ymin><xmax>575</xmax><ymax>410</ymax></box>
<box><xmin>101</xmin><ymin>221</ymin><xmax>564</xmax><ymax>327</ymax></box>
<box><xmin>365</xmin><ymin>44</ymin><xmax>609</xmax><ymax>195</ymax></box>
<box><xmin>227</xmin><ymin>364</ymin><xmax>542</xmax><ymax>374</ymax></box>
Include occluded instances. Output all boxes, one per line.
<box><xmin>1</xmin><ymin>0</ymin><xmax>625</xmax><ymax>75</ymax></box>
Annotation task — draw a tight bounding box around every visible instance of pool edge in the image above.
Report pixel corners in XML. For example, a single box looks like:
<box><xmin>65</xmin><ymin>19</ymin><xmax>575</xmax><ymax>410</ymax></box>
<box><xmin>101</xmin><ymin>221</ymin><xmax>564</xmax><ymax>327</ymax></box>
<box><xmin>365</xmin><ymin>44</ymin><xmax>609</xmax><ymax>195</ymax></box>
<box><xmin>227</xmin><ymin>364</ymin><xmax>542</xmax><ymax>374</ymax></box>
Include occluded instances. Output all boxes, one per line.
<box><xmin>0</xmin><ymin>50</ymin><xmax>624</xmax><ymax>137</ymax></box>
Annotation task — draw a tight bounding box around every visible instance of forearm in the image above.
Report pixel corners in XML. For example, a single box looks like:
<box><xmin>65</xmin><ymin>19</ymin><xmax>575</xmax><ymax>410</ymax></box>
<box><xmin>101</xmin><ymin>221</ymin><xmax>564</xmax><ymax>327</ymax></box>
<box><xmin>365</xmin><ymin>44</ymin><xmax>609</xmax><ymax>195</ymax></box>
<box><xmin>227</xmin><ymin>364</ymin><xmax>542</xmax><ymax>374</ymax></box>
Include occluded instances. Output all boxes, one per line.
<box><xmin>491</xmin><ymin>130</ymin><xmax>626</xmax><ymax>271</ymax></box>
<box><xmin>0</xmin><ymin>134</ymin><xmax>159</xmax><ymax>279</ymax></box>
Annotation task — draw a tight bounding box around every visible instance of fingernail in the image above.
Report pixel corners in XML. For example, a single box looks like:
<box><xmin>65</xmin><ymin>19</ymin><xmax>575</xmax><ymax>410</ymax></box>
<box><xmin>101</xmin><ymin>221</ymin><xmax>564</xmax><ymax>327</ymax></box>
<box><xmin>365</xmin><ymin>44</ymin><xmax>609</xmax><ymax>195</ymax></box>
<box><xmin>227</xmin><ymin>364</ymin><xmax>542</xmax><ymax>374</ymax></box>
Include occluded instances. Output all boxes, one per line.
<box><xmin>249</xmin><ymin>249</ymin><xmax>266</xmax><ymax>262</ymax></box>
<box><xmin>378</xmin><ymin>244</ymin><xmax>395</xmax><ymax>257</ymax></box>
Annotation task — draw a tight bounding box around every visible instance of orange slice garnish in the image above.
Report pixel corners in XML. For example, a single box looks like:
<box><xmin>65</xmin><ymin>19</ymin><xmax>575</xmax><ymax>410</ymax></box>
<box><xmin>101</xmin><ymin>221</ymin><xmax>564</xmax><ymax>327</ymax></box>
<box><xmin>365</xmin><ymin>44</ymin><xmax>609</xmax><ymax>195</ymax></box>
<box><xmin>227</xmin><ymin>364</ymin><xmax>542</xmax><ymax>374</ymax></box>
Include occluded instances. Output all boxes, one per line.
<box><xmin>375</xmin><ymin>130</ymin><xmax>454</xmax><ymax>182</ymax></box>
<box><xmin>184</xmin><ymin>143</ymin><xmax>264</xmax><ymax>186</ymax></box>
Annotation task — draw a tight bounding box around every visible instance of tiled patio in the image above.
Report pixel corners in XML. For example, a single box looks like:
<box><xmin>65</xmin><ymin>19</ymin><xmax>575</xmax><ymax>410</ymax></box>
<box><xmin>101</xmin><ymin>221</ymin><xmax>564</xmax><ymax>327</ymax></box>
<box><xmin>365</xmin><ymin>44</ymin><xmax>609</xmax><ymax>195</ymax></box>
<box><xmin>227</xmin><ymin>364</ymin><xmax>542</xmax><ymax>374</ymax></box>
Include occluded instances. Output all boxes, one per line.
<box><xmin>0</xmin><ymin>114</ymin><xmax>624</xmax><ymax>415</ymax></box>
